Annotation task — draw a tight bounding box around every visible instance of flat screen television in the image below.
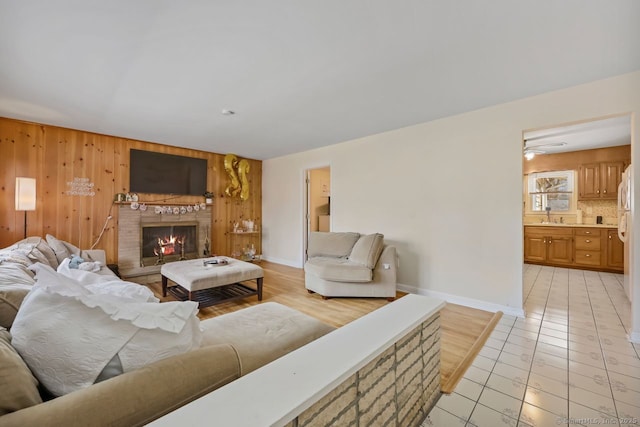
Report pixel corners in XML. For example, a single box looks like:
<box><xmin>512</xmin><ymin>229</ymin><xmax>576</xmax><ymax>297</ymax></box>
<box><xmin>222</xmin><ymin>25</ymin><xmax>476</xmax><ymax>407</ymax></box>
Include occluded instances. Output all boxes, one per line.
<box><xmin>129</xmin><ymin>149</ymin><xmax>207</xmax><ymax>196</ymax></box>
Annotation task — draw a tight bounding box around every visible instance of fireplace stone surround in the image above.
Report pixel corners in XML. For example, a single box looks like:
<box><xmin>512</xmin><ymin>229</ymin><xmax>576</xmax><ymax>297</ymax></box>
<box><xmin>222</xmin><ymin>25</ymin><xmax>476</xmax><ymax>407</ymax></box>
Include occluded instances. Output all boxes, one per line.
<box><xmin>118</xmin><ymin>205</ymin><xmax>212</xmax><ymax>281</ymax></box>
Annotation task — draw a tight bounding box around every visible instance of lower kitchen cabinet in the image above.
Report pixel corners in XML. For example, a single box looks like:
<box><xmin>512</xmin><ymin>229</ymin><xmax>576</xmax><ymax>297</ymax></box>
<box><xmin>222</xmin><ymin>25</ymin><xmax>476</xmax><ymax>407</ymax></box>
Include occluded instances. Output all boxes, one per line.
<box><xmin>523</xmin><ymin>234</ymin><xmax>545</xmax><ymax>263</ymax></box>
<box><xmin>606</xmin><ymin>229</ymin><xmax>624</xmax><ymax>269</ymax></box>
<box><xmin>524</xmin><ymin>227</ymin><xmax>573</xmax><ymax>266</ymax></box>
<box><xmin>524</xmin><ymin>226</ymin><xmax>622</xmax><ymax>273</ymax></box>
<box><xmin>574</xmin><ymin>228</ymin><xmax>602</xmax><ymax>267</ymax></box>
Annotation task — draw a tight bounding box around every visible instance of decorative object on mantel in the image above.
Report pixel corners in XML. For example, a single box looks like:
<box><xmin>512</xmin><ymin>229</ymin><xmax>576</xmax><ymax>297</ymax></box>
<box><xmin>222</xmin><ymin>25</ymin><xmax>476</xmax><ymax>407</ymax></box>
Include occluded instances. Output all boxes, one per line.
<box><xmin>203</xmin><ymin>191</ymin><xmax>214</xmax><ymax>204</ymax></box>
<box><xmin>203</xmin><ymin>225</ymin><xmax>211</xmax><ymax>257</ymax></box>
<box><xmin>224</xmin><ymin>153</ymin><xmax>251</xmax><ymax>201</ymax></box>
<box><xmin>133</xmin><ymin>203</ymin><xmax>209</xmax><ymax>215</ymax></box>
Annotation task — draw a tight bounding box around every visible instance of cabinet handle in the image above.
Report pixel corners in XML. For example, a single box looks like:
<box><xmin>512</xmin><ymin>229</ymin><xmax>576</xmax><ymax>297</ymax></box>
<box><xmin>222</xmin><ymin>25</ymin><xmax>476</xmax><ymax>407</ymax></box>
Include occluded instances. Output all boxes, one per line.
<box><xmin>585</xmin><ymin>231</ymin><xmax>591</xmax><ymax>234</ymax></box>
<box><xmin>609</xmin><ymin>235</ymin><xmax>612</xmax><ymax>240</ymax></box>
<box><xmin>586</xmin><ymin>239</ymin><xmax>591</xmax><ymax>243</ymax></box>
<box><xmin>603</xmin><ymin>189</ymin><xmax>607</xmax><ymax>194</ymax></box>
<box><xmin>597</xmin><ymin>190</ymin><xmax>600</xmax><ymax>194</ymax></box>
<box><xmin>543</xmin><ymin>238</ymin><xmax>546</xmax><ymax>244</ymax></box>
<box><xmin>586</xmin><ymin>254</ymin><xmax>591</xmax><ymax>257</ymax></box>
<box><xmin>548</xmin><ymin>239</ymin><xmax>552</xmax><ymax>244</ymax></box>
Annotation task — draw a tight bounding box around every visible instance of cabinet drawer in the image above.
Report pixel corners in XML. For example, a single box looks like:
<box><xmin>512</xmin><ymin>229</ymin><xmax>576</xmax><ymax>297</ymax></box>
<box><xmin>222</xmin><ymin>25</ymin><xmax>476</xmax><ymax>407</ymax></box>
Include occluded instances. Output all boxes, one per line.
<box><xmin>575</xmin><ymin>250</ymin><xmax>601</xmax><ymax>266</ymax></box>
<box><xmin>574</xmin><ymin>228</ymin><xmax>600</xmax><ymax>237</ymax></box>
<box><xmin>575</xmin><ymin>236</ymin><xmax>601</xmax><ymax>250</ymax></box>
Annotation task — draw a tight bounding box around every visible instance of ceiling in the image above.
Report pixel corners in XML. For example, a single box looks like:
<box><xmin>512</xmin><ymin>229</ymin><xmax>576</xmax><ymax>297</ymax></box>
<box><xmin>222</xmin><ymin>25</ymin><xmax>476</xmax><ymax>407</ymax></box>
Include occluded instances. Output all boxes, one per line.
<box><xmin>1</xmin><ymin>1</ymin><xmax>639</xmax><ymax>160</ymax></box>
<box><xmin>523</xmin><ymin>115</ymin><xmax>632</xmax><ymax>155</ymax></box>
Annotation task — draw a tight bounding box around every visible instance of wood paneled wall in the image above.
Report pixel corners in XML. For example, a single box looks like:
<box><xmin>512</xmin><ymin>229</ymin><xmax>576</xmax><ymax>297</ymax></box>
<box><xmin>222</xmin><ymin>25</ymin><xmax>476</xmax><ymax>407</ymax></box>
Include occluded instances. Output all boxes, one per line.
<box><xmin>0</xmin><ymin>117</ymin><xmax>262</xmax><ymax>263</ymax></box>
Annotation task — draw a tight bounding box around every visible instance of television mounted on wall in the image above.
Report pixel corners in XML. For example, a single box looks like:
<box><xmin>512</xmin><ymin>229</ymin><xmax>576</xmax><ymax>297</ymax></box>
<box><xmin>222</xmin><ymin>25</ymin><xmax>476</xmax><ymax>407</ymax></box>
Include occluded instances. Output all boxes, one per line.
<box><xmin>129</xmin><ymin>149</ymin><xmax>207</xmax><ymax>196</ymax></box>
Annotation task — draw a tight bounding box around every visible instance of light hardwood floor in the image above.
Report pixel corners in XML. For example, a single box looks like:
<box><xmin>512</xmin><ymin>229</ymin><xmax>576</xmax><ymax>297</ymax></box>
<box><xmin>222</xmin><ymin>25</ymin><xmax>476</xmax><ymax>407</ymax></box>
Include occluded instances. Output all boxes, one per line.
<box><xmin>145</xmin><ymin>260</ymin><xmax>498</xmax><ymax>391</ymax></box>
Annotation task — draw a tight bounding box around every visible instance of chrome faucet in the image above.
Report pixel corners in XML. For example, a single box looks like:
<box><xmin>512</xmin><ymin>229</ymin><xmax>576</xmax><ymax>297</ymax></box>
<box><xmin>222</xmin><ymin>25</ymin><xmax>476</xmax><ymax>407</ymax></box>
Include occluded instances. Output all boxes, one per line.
<box><xmin>545</xmin><ymin>207</ymin><xmax>551</xmax><ymax>223</ymax></box>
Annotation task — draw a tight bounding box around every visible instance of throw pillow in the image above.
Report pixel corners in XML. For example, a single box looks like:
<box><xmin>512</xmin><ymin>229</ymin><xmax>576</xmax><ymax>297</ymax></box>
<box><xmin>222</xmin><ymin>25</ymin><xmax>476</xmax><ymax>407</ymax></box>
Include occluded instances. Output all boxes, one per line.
<box><xmin>0</xmin><ymin>328</ymin><xmax>42</xmax><ymax>416</ymax></box>
<box><xmin>45</xmin><ymin>234</ymin><xmax>72</xmax><ymax>264</ymax></box>
<box><xmin>30</xmin><ymin>238</ymin><xmax>59</xmax><ymax>268</ymax></box>
<box><xmin>5</xmin><ymin>238</ymin><xmax>59</xmax><ymax>268</ymax></box>
<box><xmin>0</xmin><ymin>284</ymin><xmax>31</xmax><ymax>329</ymax></box>
<box><xmin>348</xmin><ymin>233</ymin><xmax>385</xmax><ymax>269</ymax></box>
<box><xmin>307</xmin><ymin>232</ymin><xmax>361</xmax><ymax>258</ymax></box>
<box><xmin>10</xmin><ymin>264</ymin><xmax>201</xmax><ymax>397</ymax></box>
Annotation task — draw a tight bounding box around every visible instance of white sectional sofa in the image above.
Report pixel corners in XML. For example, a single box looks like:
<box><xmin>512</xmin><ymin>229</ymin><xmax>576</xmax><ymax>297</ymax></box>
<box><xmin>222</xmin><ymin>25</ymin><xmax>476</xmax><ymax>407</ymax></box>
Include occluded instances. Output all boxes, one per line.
<box><xmin>0</xmin><ymin>236</ymin><xmax>333</xmax><ymax>426</ymax></box>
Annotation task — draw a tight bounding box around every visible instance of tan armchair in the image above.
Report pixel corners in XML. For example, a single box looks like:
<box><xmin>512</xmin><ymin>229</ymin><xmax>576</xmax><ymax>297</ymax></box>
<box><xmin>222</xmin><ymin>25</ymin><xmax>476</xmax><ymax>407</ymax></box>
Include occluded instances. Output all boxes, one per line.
<box><xmin>304</xmin><ymin>232</ymin><xmax>397</xmax><ymax>300</ymax></box>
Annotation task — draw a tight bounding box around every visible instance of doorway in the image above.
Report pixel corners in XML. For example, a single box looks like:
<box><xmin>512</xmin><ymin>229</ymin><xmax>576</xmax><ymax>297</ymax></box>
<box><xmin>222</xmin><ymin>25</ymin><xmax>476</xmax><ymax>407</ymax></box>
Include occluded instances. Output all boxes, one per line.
<box><xmin>521</xmin><ymin>113</ymin><xmax>633</xmax><ymax>323</ymax></box>
<box><xmin>304</xmin><ymin>166</ymin><xmax>331</xmax><ymax>260</ymax></box>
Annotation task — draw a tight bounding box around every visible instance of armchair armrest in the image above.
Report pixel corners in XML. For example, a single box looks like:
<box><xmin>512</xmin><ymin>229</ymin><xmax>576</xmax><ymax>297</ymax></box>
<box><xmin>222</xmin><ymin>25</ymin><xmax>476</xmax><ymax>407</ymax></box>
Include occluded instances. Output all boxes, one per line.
<box><xmin>80</xmin><ymin>249</ymin><xmax>106</xmax><ymax>264</ymax></box>
<box><xmin>373</xmin><ymin>245</ymin><xmax>397</xmax><ymax>284</ymax></box>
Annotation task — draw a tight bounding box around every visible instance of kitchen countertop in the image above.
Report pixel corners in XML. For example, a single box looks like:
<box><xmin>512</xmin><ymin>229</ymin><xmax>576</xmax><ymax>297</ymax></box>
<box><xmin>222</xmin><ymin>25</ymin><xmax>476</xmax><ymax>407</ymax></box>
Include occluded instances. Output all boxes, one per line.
<box><xmin>524</xmin><ymin>223</ymin><xmax>617</xmax><ymax>229</ymax></box>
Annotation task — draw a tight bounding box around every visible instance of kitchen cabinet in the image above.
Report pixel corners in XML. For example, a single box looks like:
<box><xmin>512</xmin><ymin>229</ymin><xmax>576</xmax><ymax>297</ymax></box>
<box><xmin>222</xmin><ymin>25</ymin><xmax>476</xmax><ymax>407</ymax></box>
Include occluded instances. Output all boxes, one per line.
<box><xmin>524</xmin><ymin>227</ymin><xmax>573</xmax><ymax>265</ymax></box>
<box><xmin>574</xmin><ymin>228</ymin><xmax>602</xmax><ymax>267</ymax></box>
<box><xmin>606</xmin><ymin>229</ymin><xmax>624</xmax><ymax>269</ymax></box>
<box><xmin>524</xmin><ymin>226</ymin><xmax>622</xmax><ymax>273</ymax></box>
<box><xmin>578</xmin><ymin>161</ymin><xmax>624</xmax><ymax>200</ymax></box>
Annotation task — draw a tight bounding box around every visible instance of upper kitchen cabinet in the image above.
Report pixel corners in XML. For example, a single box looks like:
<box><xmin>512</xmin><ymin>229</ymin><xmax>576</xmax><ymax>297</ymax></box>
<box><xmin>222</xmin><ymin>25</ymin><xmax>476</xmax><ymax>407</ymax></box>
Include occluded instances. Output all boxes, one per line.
<box><xmin>578</xmin><ymin>161</ymin><xmax>624</xmax><ymax>200</ymax></box>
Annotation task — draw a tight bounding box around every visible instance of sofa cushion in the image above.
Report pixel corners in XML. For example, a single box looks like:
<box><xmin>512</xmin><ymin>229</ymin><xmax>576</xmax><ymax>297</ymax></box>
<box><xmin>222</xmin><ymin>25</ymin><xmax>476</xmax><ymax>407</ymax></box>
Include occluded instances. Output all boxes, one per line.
<box><xmin>27</xmin><ymin>237</ymin><xmax>59</xmax><ymax>268</ymax></box>
<box><xmin>307</xmin><ymin>232</ymin><xmax>360</xmax><ymax>258</ymax></box>
<box><xmin>0</xmin><ymin>260</ymin><xmax>36</xmax><ymax>329</ymax></box>
<box><xmin>304</xmin><ymin>257</ymin><xmax>373</xmax><ymax>282</ymax></box>
<box><xmin>200</xmin><ymin>302</ymin><xmax>334</xmax><ymax>374</ymax></box>
<box><xmin>46</xmin><ymin>234</ymin><xmax>73</xmax><ymax>264</ymax></box>
<box><xmin>10</xmin><ymin>264</ymin><xmax>201</xmax><ymax>397</ymax></box>
<box><xmin>0</xmin><ymin>328</ymin><xmax>42</xmax><ymax>416</ymax></box>
<box><xmin>0</xmin><ymin>284</ymin><xmax>31</xmax><ymax>329</ymax></box>
<box><xmin>349</xmin><ymin>233</ymin><xmax>384</xmax><ymax>269</ymax></box>
<box><xmin>5</xmin><ymin>238</ymin><xmax>58</xmax><ymax>268</ymax></box>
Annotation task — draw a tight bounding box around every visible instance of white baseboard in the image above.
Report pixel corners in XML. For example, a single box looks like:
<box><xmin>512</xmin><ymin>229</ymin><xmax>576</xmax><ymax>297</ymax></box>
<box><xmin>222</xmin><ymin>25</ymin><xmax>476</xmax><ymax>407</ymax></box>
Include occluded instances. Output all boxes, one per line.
<box><xmin>397</xmin><ymin>283</ymin><xmax>525</xmax><ymax>318</ymax></box>
<box><xmin>628</xmin><ymin>330</ymin><xmax>640</xmax><ymax>344</ymax></box>
<box><xmin>260</xmin><ymin>255</ymin><xmax>303</xmax><ymax>269</ymax></box>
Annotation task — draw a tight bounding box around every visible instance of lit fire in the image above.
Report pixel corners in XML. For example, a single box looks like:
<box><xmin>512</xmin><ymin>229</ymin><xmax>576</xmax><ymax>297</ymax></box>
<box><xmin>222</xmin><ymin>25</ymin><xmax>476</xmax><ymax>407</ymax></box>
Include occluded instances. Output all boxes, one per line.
<box><xmin>153</xmin><ymin>234</ymin><xmax>184</xmax><ymax>256</ymax></box>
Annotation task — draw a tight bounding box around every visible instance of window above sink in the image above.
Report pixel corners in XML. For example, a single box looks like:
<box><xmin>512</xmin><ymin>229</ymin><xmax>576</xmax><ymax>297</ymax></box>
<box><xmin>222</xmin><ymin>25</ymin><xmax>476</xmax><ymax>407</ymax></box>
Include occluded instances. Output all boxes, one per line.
<box><xmin>526</xmin><ymin>170</ymin><xmax>575</xmax><ymax>213</ymax></box>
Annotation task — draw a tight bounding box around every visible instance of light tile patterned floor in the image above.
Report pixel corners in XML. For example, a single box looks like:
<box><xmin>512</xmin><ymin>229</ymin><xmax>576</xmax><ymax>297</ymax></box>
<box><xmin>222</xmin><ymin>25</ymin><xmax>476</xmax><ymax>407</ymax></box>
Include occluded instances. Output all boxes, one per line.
<box><xmin>423</xmin><ymin>264</ymin><xmax>640</xmax><ymax>427</ymax></box>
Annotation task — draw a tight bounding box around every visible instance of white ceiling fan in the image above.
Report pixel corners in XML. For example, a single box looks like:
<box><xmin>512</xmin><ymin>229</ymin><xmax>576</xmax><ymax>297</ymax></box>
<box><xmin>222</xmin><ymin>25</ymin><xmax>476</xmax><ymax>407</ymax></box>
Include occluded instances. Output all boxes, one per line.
<box><xmin>523</xmin><ymin>141</ymin><xmax>567</xmax><ymax>160</ymax></box>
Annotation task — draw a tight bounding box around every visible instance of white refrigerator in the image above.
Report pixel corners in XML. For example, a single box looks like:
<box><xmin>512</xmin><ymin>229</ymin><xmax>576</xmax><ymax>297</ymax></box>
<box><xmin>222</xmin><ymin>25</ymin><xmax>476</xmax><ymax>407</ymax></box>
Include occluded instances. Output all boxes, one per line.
<box><xmin>618</xmin><ymin>164</ymin><xmax>633</xmax><ymax>301</ymax></box>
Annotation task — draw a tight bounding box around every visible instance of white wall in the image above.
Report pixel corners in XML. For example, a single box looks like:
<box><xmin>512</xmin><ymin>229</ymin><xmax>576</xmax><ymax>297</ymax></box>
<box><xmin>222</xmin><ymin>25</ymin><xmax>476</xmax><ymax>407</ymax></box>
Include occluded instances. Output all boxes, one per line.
<box><xmin>263</xmin><ymin>71</ymin><xmax>640</xmax><ymax>325</ymax></box>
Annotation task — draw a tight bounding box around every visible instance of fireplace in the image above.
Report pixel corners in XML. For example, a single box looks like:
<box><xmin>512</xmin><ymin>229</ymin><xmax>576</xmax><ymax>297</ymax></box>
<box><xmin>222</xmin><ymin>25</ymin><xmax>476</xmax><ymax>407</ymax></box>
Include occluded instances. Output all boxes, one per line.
<box><xmin>140</xmin><ymin>222</ymin><xmax>198</xmax><ymax>266</ymax></box>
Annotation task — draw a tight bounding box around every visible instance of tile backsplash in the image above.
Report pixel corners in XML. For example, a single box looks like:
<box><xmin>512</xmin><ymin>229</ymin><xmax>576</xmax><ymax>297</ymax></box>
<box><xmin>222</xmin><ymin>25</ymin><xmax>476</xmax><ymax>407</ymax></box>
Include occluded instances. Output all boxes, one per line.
<box><xmin>524</xmin><ymin>200</ymin><xmax>618</xmax><ymax>225</ymax></box>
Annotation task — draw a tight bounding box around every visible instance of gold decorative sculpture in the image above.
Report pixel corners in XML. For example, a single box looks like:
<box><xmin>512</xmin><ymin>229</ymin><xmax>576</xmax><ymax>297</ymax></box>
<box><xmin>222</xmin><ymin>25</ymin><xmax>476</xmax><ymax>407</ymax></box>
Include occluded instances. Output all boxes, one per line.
<box><xmin>224</xmin><ymin>154</ymin><xmax>241</xmax><ymax>198</ymax></box>
<box><xmin>224</xmin><ymin>154</ymin><xmax>251</xmax><ymax>200</ymax></box>
<box><xmin>237</xmin><ymin>159</ymin><xmax>250</xmax><ymax>201</ymax></box>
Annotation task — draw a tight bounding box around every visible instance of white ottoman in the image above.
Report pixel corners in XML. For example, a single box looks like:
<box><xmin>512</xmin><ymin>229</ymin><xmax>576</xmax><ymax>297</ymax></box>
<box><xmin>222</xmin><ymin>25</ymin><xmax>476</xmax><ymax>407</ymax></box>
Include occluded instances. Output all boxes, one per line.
<box><xmin>161</xmin><ymin>257</ymin><xmax>264</xmax><ymax>308</ymax></box>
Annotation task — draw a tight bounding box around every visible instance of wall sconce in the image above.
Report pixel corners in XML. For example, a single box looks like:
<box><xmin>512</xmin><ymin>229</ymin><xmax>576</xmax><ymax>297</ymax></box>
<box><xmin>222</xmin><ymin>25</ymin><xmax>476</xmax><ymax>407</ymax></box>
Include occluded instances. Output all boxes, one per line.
<box><xmin>15</xmin><ymin>177</ymin><xmax>36</xmax><ymax>239</ymax></box>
